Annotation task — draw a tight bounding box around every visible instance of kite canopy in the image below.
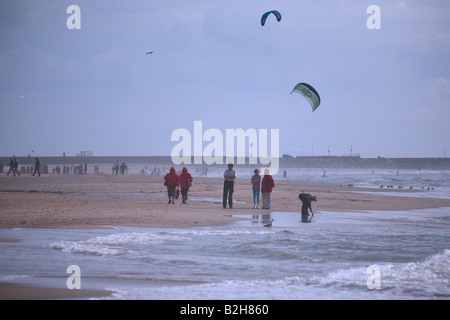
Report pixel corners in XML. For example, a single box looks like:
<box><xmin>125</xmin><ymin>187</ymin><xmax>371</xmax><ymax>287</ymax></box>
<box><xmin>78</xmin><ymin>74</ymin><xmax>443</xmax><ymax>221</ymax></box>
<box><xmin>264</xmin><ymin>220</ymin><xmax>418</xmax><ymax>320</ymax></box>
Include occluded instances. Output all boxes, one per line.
<box><xmin>261</xmin><ymin>10</ymin><xmax>282</xmax><ymax>26</ymax></box>
<box><xmin>291</xmin><ymin>83</ymin><xmax>321</xmax><ymax>112</ymax></box>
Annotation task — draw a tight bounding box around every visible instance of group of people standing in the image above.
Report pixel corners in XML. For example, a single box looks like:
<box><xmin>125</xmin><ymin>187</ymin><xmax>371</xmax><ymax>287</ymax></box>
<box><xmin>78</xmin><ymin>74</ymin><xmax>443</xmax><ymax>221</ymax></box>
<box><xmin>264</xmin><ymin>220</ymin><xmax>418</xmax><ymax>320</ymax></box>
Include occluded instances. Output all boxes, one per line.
<box><xmin>163</xmin><ymin>163</ymin><xmax>274</xmax><ymax>209</ymax></box>
<box><xmin>163</xmin><ymin>163</ymin><xmax>316</xmax><ymax>223</ymax></box>
<box><xmin>222</xmin><ymin>163</ymin><xmax>276</xmax><ymax>210</ymax></box>
<box><xmin>113</xmin><ymin>160</ymin><xmax>128</xmax><ymax>175</ymax></box>
<box><xmin>224</xmin><ymin>164</ymin><xmax>316</xmax><ymax>222</ymax></box>
<box><xmin>250</xmin><ymin>167</ymin><xmax>275</xmax><ymax>209</ymax></box>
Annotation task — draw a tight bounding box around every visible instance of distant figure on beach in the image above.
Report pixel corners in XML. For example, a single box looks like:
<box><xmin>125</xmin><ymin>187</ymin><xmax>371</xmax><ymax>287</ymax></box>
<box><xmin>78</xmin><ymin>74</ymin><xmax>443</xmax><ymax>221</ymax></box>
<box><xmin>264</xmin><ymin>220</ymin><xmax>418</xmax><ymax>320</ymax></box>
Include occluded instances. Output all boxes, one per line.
<box><xmin>179</xmin><ymin>167</ymin><xmax>193</xmax><ymax>204</ymax></box>
<box><xmin>14</xmin><ymin>156</ymin><xmax>20</xmax><ymax>176</ymax></box>
<box><xmin>7</xmin><ymin>157</ymin><xmax>14</xmax><ymax>176</ymax></box>
<box><xmin>283</xmin><ymin>170</ymin><xmax>288</xmax><ymax>180</ymax></box>
<box><xmin>120</xmin><ymin>161</ymin><xmax>126</xmax><ymax>175</ymax></box>
<box><xmin>251</xmin><ymin>169</ymin><xmax>261</xmax><ymax>209</ymax></box>
<box><xmin>32</xmin><ymin>158</ymin><xmax>40</xmax><ymax>176</ymax></box>
<box><xmin>113</xmin><ymin>160</ymin><xmax>120</xmax><ymax>175</ymax></box>
<box><xmin>164</xmin><ymin>167</ymin><xmax>180</xmax><ymax>204</ymax></box>
<box><xmin>298</xmin><ymin>193</ymin><xmax>317</xmax><ymax>223</ymax></box>
<box><xmin>261</xmin><ymin>169</ymin><xmax>275</xmax><ymax>209</ymax></box>
<box><xmin>7</xmin><ymin>156</ymin><xmax>20</xmax><ymax>177</ymax></box>
<box><xmin>223</xmin><ymin>163</ymin><xmax>236</xmax><ymax>209</ymax></box>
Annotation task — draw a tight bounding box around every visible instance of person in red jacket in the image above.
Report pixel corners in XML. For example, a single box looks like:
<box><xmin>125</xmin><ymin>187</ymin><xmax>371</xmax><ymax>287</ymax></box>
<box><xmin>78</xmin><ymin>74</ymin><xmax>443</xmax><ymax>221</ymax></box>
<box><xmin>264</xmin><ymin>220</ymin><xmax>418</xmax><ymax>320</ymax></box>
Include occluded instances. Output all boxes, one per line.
<box><xmin>179</xmin><ymin>167</ymin><xmax>193</xmax><ymax>204</ymax></box>
<box><xmin>261</xmin><ymin>169</ymin><xmax>275</xmax><ymax>209</ymax></box>
<box><xmin>164</xmin><ymin>167</ymin><xmax>180</xmax><ymax>204</ymax></box>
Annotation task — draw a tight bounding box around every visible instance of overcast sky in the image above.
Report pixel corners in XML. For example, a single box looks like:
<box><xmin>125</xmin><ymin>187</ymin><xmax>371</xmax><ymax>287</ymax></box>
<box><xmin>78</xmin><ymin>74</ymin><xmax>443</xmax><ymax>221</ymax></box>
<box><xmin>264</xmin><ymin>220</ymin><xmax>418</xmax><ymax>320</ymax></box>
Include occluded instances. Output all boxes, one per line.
<box><xmin>1</xmin><ymin>0</ymin><xmax>449</xmax><ymax>158</ymax></box>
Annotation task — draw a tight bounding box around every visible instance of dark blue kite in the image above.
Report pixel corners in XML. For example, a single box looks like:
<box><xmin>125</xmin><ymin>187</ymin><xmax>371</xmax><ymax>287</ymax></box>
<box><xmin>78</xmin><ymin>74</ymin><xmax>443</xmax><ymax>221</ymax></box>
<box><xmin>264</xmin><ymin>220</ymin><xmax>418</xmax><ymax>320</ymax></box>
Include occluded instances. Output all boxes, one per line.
<box><xmin>261</xmin><ymin>10</ymin><xmax>282</xmax><ymax>26</ymax></box>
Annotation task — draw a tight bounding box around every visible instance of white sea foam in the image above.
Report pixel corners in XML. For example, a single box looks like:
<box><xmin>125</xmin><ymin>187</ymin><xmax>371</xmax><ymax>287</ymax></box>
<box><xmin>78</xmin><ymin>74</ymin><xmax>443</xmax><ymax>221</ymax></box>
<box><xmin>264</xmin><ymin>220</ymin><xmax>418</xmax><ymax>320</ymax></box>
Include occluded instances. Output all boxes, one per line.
<box><xmin>107</xmin><ymin>250</ymin><xmax>450</xmax><ymax>300</ymax></box>
<box><xmin>170</xmin><ymin>227</ymin><xmax>276</xmax><ymax>237</ymax></box>
<box><xmin>49</xmin><ymin>232</ymin><xmax>192</xmax><ymax>256</ymax></box>
<box><xmin>49</xmin><ymin>228</ymin><xmax>275</xmax><ymax>257</ymax></box>
<box><xmin>313</xmin><ymin>249</ymin><xmax>450</xmax><ymax>293</ymax></box>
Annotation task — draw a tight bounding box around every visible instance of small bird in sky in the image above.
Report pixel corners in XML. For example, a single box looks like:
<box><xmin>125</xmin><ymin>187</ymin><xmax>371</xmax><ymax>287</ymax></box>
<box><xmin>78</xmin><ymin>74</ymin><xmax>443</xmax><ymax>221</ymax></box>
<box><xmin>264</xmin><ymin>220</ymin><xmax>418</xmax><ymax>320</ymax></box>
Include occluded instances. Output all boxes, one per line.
<box><xmin>17</xmin><ymin>95</ymin><xmax>24</xmax><ymax>99</ymax></box>
<box><xmin>146</xmin><ymin>51</ymin><xmax>154</xmax><ymax>55</ymax></box>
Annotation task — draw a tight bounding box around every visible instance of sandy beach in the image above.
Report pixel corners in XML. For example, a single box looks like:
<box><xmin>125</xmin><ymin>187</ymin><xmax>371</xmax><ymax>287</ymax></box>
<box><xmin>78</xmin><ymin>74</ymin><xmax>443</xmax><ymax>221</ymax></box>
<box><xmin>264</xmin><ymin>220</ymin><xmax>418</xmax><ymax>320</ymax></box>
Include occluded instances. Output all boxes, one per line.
<box><xmin>1</xmin><ymin>173</ymin><xmax>450</xmax><ymax>300</ymax></box>
<box><xmin>1</xmin><ymin>173</ymin><xmax>450</xmax><ymax>230</ymax></box>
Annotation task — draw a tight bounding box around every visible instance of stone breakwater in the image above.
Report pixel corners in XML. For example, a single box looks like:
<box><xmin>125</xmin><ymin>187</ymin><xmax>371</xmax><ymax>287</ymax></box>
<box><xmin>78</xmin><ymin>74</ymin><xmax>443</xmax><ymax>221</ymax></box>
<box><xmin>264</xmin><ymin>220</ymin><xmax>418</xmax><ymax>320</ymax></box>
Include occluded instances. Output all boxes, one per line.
<box><xmin>1</xmin><ymin>156</ymin><xmax>450</xmax><ymax>170</ymax></box>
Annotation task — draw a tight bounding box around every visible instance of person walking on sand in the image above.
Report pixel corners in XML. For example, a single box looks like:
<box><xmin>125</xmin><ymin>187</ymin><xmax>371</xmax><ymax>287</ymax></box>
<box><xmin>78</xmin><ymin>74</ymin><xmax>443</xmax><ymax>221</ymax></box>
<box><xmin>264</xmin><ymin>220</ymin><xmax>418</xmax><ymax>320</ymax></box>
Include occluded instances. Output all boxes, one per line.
<box><xmin>298</xmin><ymin>193</ymin><xmax>317</xmax><ymax>223</ymax></box>
<box><xmin>261</xmin><ymin>169</ymin><xmax>275</xmax><ymax>209</ymax></box>
<box><xmin>251</xmin><ymin>169</ymin><xmax>261</xmax><ymax>209</ymax></box>
<box><xmin>12</xmin><ymin>156</ymin><xmax>20</xmax><ymax>176</ymax></box>
<box><xmin>32</xmin><ymin>157</ymin><xmax>40</xmax><ymax>176</ymax></box>
<box><xmin>7</xmin><ymin>157</ymin><xmax>14</xmax><ymax>176</ymax></box>
<box><xmin>164</xmin><ymin>167</ymin><xmax>180</xmax><ymax>204</ymax></box>
<box><xmin>113</xmin><ymin>160</ymin><xmax>120</xmax><ymax>175</ymax></box>
<box><xmin>223</xmin><ymin>163</ymin><xmax>236</xmax><ymax>209</ymax></box>
<box><xmin>179</xmin><ymin>167</ymin><xmax>193</xmax><ymax>204</ymax></box>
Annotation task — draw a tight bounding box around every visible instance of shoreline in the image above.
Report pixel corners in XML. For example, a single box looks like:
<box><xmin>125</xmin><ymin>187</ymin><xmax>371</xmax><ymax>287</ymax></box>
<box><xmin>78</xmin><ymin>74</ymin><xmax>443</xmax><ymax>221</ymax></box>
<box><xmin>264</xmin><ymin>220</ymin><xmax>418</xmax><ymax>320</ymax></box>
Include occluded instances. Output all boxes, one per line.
<box><xmin>1</xmin><ymin>174</ymin><xmax>450</xmax><ymax>230</ymax></box>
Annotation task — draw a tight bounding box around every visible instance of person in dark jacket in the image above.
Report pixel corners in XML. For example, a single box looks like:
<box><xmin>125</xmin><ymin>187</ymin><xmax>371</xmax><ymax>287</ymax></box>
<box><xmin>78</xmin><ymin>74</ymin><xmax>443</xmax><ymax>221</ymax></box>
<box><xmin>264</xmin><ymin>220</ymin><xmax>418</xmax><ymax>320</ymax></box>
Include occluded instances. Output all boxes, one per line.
<box><xmin>8</xmin><ymin>156</ymin><xmax>20</xmax><ymax>176</ymax></box>
<box><xmin>223</xmin><ymin>163</ymin><xmax>236</xmax><ymax>209</ymax></box>
<box><xmin>298</xmin><ymin>193</ymin><xmax>317</xmax><ymax>223</ymax></box>
<box><xmin>7</xmin><ymin>158</ymin><xmax>14</xmax><ymax>176</ymax></box>
<box><xmin>32</xmin><ymin>157</ymin><xmax>40</xmax><ymax>176</ymax></box>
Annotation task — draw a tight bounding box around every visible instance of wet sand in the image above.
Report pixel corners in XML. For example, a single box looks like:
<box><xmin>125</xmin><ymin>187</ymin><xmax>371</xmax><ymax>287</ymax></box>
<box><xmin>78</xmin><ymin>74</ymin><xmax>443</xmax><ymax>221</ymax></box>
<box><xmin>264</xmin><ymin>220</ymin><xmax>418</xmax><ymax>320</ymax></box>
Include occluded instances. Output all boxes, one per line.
<box><xmin>1</xmin><ymin>174</ymin><xmax>450</xmax><ymax>230</ymax></box>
